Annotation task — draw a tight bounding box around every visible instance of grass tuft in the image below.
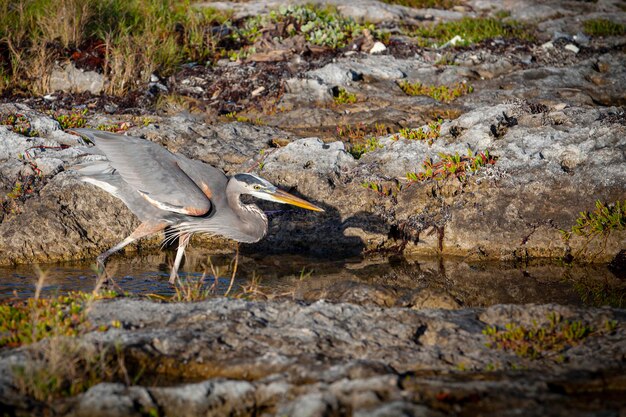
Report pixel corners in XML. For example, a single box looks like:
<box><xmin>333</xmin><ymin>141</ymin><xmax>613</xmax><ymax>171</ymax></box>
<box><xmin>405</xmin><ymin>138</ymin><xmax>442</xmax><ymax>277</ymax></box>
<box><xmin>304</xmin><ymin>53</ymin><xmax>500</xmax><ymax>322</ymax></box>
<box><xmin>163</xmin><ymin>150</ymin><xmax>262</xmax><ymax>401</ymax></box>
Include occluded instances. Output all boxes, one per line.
<box><xmin>483</xmin><ymin>313</ymin><xmax>612</xmax><ymax>360</ymax></box>
<box><xmin>412</xmin><ymin>17</ymin><xmax>534</xmax><ymax>46</ymax></box>
<box><xmin>583</xmin><ymin>19</ymin><xmax>626</xmax><ymax>36</ymax></box>
<box><xmin>398</xmin><ymin>81</ymin><xmax>473</xmax><ymax>103</ymax></box>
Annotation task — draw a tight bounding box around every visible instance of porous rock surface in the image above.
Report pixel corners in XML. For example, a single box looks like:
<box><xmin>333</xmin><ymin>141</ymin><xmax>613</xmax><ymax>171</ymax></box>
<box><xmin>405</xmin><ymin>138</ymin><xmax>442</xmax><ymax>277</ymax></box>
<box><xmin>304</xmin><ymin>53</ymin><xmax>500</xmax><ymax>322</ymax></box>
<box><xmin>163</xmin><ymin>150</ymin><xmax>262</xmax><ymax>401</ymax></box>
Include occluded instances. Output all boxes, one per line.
<box><xmin>1</xmin><ymin>299</ymin><xmax>625</xmax><ymax>416</ymax></box>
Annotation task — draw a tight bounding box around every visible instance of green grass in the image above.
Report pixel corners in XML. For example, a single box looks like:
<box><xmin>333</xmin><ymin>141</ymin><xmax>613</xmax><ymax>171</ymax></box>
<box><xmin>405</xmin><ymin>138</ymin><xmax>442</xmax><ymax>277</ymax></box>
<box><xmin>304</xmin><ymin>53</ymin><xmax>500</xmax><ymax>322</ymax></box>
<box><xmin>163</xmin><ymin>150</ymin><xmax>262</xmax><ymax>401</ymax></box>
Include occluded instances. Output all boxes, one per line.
<box><xmin>0</xmin><ymin>2</ymin><xmax>384</xmax><ymax>96</ymax></box>
<box><xmin>583</xmin><ymin>19</ymin><xmax>626</xmax><ymax>36</ymax></box>
<box><xmin>0</xmin><ymin>0</ymin><xmax>231</xmax><ymax>95</ymax></box>
<box><xmin>398</xmin><ymin>81</ymin><xmax>473</xmax><ymax>103</ymax></box>
<box><xmin>412</xmin><ymin>17</ymin><xmax>534</xmax><ymax>46</ymax></box>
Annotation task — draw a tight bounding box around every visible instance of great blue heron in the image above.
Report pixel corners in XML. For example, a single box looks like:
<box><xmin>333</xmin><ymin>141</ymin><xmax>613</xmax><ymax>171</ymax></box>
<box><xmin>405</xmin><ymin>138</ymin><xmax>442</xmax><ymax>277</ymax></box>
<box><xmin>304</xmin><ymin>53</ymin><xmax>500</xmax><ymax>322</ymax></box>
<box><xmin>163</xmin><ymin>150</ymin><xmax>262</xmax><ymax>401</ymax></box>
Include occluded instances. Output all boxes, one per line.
<box><xmin>71</xmin><ymin>128</ymin><xmax>323</xmax><ymax>283</ymax></box>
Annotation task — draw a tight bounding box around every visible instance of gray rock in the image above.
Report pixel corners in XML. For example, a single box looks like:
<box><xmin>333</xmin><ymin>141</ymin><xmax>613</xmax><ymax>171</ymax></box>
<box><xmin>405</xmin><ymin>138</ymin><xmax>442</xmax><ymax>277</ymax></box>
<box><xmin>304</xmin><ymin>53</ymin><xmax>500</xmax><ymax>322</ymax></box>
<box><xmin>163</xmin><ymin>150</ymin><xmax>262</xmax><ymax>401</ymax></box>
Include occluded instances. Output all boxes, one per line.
<box><xmin>150</xmin><ymin>380</ymin><xmax>256</xmax><ymax>417</ymax></box>
<box><xmin>2</xmin><ymin>299</ymin><xmax>624</xmax><ymax>416</ymax></box>
<box><xmin>68</xmin><ymin>383</ymin><xmax>155</xmax><ymax>417</ymax></box>
<box><xmin>49</xmin><ymin>63</ymin><xmax>105</xmax><ymax>95</ymax></box>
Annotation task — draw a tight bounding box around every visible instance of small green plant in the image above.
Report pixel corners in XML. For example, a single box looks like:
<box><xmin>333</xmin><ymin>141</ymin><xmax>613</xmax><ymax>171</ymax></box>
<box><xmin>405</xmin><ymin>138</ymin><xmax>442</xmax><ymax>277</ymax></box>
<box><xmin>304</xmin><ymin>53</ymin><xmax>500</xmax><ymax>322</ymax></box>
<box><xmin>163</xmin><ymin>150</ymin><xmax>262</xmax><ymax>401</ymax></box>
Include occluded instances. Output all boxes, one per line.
<box><xmin>483</xmin><ymin>313</ymin><xmax>599</xmax><ymax>360</ymax></box>
<box><xmin>361</xmin><ymin>181</ymin><xmax>400</xmax><ymax>197</ymax></box>
<box><xmin>398</xmin><ymin>81</ymin><xmax>473</xmax><ymax>103</ymax></box>
<box><xmin>412</xmin><ymin>17</ymin><xmax>533</xmax><ymax>46</ymax></box>
<box><xmin>406</xmin><ymin>149</ymin><xmax>497</xmax><ymax>184</ymax></box>
<box><xmin>55</xmin><ymin>109</ymin><xmax>88</xmax><ymax>130</ymax></box>
<box><xmin>333</xmin><ymin>87</ymin><xmax>358</xmax><ymax>105</ymax></box>
<box><xmin>349</xmin><ymin>137</ymin><xmax>383</xmax><ymax>159</ymax></box>
<box><xmin>0</xmin><ymin>291</ymin><xmax>116</xmax><ymax>348</ymax></box>
<box><xmin>95</xmin><ymin>122</ymin><xmax>132</xmax><ymax>132</ymax></box>
<box><xmin>435</xmin><ymin>53</ymin><xmax>457</xmax><ymax>66</ymax></box>
<box><xmin>336</xmin><ymin>122</ymin><xmax>393</xmax><ymax>141</ymax></box>
<box><xmin>7</xmin><ymin>182</ymin><xmax>25</xmax><ymax>199</ymax></box>
<box><xmin>223</xmin><ymin>111</ymin><xmax>265</xmax><ymax>126</ymax></box>
<box><xmin>1</xmin><ymin>114</ymin><xmax>39</xmax><ymax>137</ymax></box>
<box><xmin>395</xmin><ymin>119</ymin><xmax>442</xmax><ymax>144</ymax></box>
<box><xmin>561</xmin><ymin>200</ymin><xmax>625</xmax><ymax>258</ymax></box>
<box><xmin>583</xmin><ymin>19</ymin><xmax>626</xmax><ymax>37</ymax></box>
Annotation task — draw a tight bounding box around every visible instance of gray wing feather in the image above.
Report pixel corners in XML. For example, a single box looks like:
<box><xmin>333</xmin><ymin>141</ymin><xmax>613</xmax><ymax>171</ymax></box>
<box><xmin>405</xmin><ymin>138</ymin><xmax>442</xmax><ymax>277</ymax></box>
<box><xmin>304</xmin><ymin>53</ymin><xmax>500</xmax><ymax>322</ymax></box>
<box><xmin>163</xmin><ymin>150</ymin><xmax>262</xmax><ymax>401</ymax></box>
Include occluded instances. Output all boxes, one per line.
<box><xmin>72</xmin><ymin>129</ymin><xmax>212</xmax><ymax>216</ymax></box>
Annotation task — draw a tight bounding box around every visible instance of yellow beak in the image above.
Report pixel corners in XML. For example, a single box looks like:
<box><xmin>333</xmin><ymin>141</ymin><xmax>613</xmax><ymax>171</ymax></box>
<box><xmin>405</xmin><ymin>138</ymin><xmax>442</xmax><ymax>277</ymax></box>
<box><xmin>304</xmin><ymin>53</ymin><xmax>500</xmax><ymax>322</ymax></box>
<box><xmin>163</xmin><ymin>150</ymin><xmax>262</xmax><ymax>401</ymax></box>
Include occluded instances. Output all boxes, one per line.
<box><xmin>270</xmin><ymin>189</ymin><xmax>325</xmax><ymax>212</ymax></box>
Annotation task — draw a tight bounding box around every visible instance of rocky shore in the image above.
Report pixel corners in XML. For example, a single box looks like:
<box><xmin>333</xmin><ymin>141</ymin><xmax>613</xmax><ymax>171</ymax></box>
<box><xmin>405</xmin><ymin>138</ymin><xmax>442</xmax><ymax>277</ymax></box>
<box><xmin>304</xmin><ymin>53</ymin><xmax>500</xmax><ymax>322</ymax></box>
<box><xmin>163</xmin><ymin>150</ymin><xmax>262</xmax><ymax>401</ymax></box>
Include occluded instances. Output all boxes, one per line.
<box><xmin>0</xmin><ymin>0</ymin><xmax>625</xmax><ymax>415</ymax></box>
<box><xmin>1</xmin><ymin>299</ymin><xmax>625</xmax><ymax>416</ymax></box>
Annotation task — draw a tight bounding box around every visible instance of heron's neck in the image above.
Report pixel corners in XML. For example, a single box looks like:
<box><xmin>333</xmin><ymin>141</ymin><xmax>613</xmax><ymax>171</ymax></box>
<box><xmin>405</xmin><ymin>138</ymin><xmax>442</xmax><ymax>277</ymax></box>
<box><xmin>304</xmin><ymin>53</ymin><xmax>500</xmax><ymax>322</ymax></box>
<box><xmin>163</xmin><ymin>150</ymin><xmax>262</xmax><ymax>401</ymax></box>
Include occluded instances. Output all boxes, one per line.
<box><xmin>226</xmin><ymin>182</ymin><xmax>268</xmax><ymax>243</ymax></box>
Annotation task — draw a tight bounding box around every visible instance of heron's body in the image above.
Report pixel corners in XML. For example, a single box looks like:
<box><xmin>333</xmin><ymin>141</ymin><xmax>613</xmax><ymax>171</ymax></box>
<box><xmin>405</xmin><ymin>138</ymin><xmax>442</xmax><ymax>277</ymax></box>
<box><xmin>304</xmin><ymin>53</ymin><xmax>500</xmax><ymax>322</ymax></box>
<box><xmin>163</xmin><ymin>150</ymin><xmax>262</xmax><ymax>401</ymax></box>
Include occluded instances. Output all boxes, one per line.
<box><xmin>71</xmin><ymin>129</ymin><xmax>322</xmax><ymax>283</ymax></box>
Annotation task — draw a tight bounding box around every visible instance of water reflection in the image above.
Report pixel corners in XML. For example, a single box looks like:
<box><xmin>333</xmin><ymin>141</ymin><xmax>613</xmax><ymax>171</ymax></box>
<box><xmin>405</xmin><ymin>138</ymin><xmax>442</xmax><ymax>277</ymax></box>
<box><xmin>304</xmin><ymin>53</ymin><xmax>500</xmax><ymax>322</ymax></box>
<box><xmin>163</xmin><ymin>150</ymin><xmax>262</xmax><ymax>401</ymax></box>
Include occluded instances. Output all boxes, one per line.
<box><xmin>0</xmin><ymin>249</ymin><xmax>623</xmax><ymax>308</ymax></box>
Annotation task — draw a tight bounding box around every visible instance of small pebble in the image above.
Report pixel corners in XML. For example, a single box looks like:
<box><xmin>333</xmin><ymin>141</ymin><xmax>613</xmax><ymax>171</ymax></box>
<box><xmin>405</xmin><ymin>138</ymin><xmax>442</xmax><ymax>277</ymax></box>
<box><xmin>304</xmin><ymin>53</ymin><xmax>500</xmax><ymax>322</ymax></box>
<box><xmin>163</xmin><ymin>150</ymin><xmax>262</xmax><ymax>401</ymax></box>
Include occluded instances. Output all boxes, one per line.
<box><xmin>564</xmin><ymin>44</ymin><xmax>579</xmax><ymax>54</ymax></box>
<box><xmin>369</xmin><ymin>42</ymin><xmax>387</xmax><ymax>54</ymax></box>
<box><xmin>541</xmin><ymin>41</ymin><xmax>554</xmax><ymax>49</ymax></box>
<box><xmin>251</xmin><ymin>86</ymin><xmax>265</xmax><ymax>97</ymax></box>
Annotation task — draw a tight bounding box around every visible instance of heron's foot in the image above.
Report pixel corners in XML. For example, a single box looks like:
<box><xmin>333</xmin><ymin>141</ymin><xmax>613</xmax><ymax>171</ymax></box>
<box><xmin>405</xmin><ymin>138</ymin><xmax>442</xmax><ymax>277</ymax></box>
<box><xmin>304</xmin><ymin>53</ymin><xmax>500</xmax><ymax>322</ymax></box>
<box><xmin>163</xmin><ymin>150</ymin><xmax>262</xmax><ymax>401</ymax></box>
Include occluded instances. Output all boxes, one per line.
<box><xmin>169</xmin><ymin>270</ymin><xmax>179</xmax><ymax>285</ymax></box>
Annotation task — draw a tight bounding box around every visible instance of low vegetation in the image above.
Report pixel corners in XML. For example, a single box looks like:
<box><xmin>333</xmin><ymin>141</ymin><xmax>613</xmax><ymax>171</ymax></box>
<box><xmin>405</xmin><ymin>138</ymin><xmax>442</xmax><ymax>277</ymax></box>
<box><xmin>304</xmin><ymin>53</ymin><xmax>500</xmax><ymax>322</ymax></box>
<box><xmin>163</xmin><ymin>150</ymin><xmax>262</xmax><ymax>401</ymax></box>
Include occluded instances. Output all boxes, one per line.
<box><xmin>395</xmin><ymin>119</ymin><xmax>442</xmax><ymax>144</ymax></box>
<box><xmin>335</xmin><ymin>122</ymin><xmax>394</xmax><ymax>159</ymax></box>
<box><xmin>561</xmin><ymin>199</ymin><xmax>625</xmax><ymax>259</ymax></box>
<box><xmin>239</xmin><ymin>4</ymin><xmax>380</xmax><ymax>50</ymax></box>
<box><xmin>333</xmin><ymin>87</ymin><xmax>358</xmax><ymax>105</ymax></box>
<box><xmin>483</xmin><ymin>312</ymin><xmax>616</xmax><ymax>360</ymax></box>
<box><xmin>349</xmin><ymin>137</ymin><xmax>383</xmax><ymax>159</ymax></box>
<box><xmin>223</xmin><ymin>111</ymin><xmax>265</xmax><ymax>126</ymax></box>
<box><xmin>14</xmin><ymin>340</ymin><xmax>132</xmax><ymax>402</ymax></box>
<box><xmin>336</xmin><ymin>122</ymin><xmax>394</xmax><ymax>142</ymax></box>
<box><xmin>1</xmin><ymin>114</ymin><xmax>39</xmax><ymax>137</ymax></box>
<box><xmin>583</xmin><ymin>18</ymin><xmax>626</xmax><ymax>37</ymax></box>
<box><xmin>412</xmin><ymin>17</ymin><xmax>534</xmax><ymax>46</ymax></box>
<box><xmin>0</xmin><ymin>1</ymin><xmax>382</xmax><ymax>96</ymax></box>
<box><xmin>398</xmin><ymin>81</ymin><xmax>473</xmax><ymax>103</ymax></box>
<box><xmin>54</xmin><ymin>109</ymin><xmax>88</xmax><ymax>129</ymax></box>
<box><xmin>406</xmin><ymin>149</ymin><xmax>497</xmax><ymax>184</ymax></box>
<box><xmin>0</xmin><ymin>291</ymin><xmax>116</xmax><ymax>348</ymax></box>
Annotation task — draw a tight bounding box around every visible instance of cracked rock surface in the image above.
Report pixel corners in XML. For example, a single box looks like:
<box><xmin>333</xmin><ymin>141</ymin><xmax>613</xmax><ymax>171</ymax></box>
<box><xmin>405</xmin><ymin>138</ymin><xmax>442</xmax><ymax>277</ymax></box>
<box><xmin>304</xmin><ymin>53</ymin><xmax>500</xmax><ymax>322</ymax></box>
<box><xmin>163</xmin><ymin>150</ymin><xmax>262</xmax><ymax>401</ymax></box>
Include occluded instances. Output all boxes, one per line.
<box><xmin>1</xmin><ymin>299</ymin><xmax>625</xmax><ymax>416</ymax></box>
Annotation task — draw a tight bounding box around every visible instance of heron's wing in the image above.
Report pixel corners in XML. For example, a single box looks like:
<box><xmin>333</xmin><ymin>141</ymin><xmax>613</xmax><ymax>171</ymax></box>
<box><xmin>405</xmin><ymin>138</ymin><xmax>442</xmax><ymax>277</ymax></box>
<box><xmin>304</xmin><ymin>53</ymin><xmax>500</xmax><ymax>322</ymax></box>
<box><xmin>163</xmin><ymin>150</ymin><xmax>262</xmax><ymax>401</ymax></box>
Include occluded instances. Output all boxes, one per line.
<box><xmin>173</xmin><ymin>154</ymin><xmax>229</xmax><ymax>207</ymax></box>
<box><xmin>72</xmin><ymin>128</ymin><xmax>212</xmax><ymax>216</ymax></box>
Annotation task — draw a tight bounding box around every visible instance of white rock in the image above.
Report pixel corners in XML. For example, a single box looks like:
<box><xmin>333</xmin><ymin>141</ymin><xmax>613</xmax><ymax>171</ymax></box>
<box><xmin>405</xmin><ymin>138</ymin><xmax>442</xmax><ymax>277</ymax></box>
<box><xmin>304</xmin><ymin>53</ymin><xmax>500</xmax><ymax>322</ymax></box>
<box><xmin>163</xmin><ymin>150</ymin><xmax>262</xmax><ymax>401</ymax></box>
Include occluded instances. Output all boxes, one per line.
<box><xmin>251</xmin><ymin>86</ymin><xmax>266</xmax><ymax>96</ymax></box>
<box><xmin>541</xmin><ymin>41</ymin><xmax>554</xmax><ymax>49</ymax></box>
<box><xmin>369</xmin><ymin>41</ymin><xmax>387</xmax><ymax>54</ymax></box>
<box><xmin>564</xmin><ymin>44</ymin><xmax>580</xmax><ymax>54</ymax></box>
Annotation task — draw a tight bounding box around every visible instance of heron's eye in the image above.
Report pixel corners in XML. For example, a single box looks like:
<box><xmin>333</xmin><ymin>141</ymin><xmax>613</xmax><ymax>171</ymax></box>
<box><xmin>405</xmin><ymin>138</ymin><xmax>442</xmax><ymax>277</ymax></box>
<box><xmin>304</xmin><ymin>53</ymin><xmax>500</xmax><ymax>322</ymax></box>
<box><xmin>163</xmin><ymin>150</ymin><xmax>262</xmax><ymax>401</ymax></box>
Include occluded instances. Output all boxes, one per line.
<box><xmin>253</xmin><ymin>185</ymin><xmax>262</xmax><ymax>190</ymax></box>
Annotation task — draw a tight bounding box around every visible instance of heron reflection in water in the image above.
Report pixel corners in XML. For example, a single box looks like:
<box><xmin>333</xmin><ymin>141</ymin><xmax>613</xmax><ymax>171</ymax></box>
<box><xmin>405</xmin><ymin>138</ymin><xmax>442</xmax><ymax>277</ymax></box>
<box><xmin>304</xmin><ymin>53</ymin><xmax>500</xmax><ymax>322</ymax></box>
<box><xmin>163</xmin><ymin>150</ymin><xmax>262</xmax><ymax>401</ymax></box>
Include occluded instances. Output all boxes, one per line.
<box><xmin>71</xmin><ymin>129</ymin><xmax>324</xmax><ymax>283</ymax></box>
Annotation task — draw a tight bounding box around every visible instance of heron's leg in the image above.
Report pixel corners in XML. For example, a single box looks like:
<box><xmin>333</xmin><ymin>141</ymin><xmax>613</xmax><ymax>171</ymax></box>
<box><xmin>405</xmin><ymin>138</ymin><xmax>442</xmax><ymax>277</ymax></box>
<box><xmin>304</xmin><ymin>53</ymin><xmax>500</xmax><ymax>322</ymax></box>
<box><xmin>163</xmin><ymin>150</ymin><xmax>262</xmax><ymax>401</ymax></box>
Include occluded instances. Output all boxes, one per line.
<box><xmin>169</xmin><ymin>233</ymin><xmax>191</xmax><ymax>284</ymax></box>
<box><xmin>97</xmin><ymin>221</ymin><xmax>168</xmax><ymax>270</ymax></box>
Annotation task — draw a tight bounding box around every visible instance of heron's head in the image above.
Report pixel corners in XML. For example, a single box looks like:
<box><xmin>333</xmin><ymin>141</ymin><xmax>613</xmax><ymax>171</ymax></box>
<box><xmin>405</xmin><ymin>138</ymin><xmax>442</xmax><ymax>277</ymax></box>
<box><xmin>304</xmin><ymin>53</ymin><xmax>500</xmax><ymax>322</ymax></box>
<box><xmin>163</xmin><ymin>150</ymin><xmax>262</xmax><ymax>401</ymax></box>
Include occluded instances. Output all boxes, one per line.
<box><xmin>233</xmin><ymin>173</ymin><xmax>324</xmax><ymax>212</ymax></box>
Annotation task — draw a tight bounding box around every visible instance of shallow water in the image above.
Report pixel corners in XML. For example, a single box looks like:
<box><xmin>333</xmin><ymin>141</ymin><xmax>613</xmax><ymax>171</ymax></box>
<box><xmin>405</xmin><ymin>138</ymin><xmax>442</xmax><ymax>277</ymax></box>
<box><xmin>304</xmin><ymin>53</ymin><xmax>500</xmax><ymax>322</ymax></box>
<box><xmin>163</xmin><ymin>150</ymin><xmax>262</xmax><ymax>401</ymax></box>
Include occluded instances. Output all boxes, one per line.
<box><xmin>0</xmin><ymin>249</ymin><xmax>624</xmax><ymax>308</ymax></box>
